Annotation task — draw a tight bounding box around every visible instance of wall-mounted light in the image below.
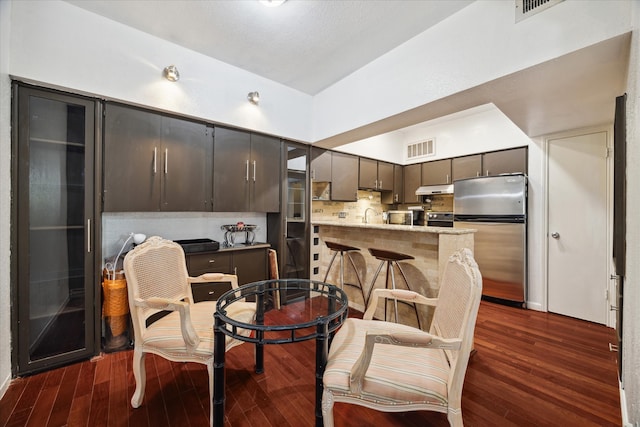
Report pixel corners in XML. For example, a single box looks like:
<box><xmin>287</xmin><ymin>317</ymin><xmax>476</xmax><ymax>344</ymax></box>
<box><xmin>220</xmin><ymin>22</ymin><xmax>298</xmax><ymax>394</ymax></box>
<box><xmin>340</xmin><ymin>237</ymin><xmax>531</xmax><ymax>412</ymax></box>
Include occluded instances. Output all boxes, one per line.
<box><xmin>163</xmin><ymin>65</ymin><xmax>180</xmax><ymax>82</ymax></box>
<box><xmin>247</xmin><ymin>91</ymin><xmax>260</xmax><ymax>105</ymax></box>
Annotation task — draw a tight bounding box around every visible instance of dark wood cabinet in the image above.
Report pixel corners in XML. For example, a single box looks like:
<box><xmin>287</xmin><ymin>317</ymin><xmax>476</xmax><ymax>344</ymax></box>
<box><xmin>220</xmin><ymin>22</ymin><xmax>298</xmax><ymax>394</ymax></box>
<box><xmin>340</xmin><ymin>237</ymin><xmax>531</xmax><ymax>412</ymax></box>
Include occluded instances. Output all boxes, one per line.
<box><xmin>310</xmin><ymin>147</ymin><xmax>332</xmax><ymax>181</ymax></box>
<box><xmin>421</xmin><ymin>158</ymin><xmax>452</xmax><ymax>185</ymax></box>
<box><xmin>402</xmin><ymin>163</ymin><xmax>421</xmax><ymax>203</ymax></box>
<box><xmin>13</xmin><ymin>84</ymin><xmax>100</xmax><ymax>375</ymax></box>
<box><xmin>452</xmin><ymin>154</ymin><xmax>482</xmax><ymax>181</ymax></box>
<box><xmin>482</xmin><ymin>147</ymin><xmax>527</xmax><ymax>176</ymax></box>
<box><xmin>331</xmin><ymin>152</ymin><xmax>358</xmax><ymax>201</ymax></box>
<box><xmin>184</xmin><ymin>247</ymin><xmax>268</xmax><ymax>303</ymax></box>
<box><xmin>103</xmin><ymin>104</ymin><xmax>212</xmax><ymax>212</ymax></box>
<box><xmin>213</xmin><ymin>127</ymin><xmax>280</xmax><ymax>212</ymax></box>
<box><xmin>382</xmin><ymin>164</ymin><xmax>403</xmax><ymax>204</ymax></box>
<box><xmin>359</xmin><ymin>158</ymin><xmax>394</xmax><ymax>191</ymax></box>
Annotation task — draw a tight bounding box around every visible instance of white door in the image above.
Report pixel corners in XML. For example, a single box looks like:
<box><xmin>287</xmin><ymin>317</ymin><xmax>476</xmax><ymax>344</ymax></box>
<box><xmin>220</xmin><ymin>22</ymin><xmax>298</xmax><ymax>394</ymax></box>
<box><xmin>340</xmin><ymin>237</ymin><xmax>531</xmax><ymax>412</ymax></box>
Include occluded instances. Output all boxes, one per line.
<box><xmin>547</xmin><ymin>131</ymin><xmax>608</xmax><ymax>324</ymax></box>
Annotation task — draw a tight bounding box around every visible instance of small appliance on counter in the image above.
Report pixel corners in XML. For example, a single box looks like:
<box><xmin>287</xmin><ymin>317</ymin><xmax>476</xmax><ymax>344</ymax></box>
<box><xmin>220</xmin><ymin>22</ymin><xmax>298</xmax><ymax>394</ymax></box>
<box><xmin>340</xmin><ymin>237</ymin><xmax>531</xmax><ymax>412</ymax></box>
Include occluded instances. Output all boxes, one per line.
<box><xmin>386</xmin><ymin>210</ymin><xmax>413</xmax><ymax>225</ymax></box>
<box><xmin>408</xmin><ymin>206</ymin><xmax>426</xmax><ymax>225</ymax></box>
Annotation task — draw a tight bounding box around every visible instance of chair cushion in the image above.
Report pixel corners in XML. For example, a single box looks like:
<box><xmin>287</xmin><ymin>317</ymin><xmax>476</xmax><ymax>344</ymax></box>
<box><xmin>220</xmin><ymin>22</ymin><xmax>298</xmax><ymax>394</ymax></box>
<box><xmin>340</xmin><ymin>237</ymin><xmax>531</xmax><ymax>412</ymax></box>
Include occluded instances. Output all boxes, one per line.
<box><xmin>324</xmin><ymin>318</ymin><xmax>450</xmax><ymax>407</ymax></box>
<box><xmin>141</xmin><ymin>300</ymin><xmax>255</xmax><ymax>361</ymax></box>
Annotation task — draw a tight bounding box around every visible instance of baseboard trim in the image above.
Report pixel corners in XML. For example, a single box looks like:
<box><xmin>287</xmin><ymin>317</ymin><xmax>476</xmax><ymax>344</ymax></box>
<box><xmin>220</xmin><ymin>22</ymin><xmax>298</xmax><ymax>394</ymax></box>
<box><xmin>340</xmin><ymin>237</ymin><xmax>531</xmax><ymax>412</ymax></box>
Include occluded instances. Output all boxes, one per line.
<box><xmin>525</xmin><ymin>301</ymin><xmax>544</xmax><ymax>312</ymax></box>
<box><xmin>0</xmin><ymin>372</ymin><xmax>10</xmax><ymax>402</ymax></box>
<box><xmin>620</xmin><ymin>381</ymin><xmax>634</xmax><ymax>426</ymax></box>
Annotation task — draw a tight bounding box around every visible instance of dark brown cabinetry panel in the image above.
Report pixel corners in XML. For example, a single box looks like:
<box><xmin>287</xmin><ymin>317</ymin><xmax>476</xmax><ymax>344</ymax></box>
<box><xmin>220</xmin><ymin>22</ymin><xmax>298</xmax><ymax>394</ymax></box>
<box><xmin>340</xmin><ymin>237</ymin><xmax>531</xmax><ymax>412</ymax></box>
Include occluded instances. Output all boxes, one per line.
<box><xmin>13</xmin><ymin>84</ymin><xmax>99</xmax><ymax>375</ymax></box>
<box><xmin>310</xmin><ymin>147</ymin><xmax>331</xmax><ymax>181</ymax></box>
<box><xmin>185</xmin><ymin>248</ymin><xmax>267</xmax><ymax>303</ymax></box>
<box><xmin>402</xmin><ymin>163</ymin><xmax>421</xmax><ymax>203</ymax></box>
<box><xmin>377</xmin><ymin>161</ymin><xmax>394</xmax><ymax>191</ymax></box>
<box><xmin>452</xmin><ymin>154</ymin><xmax>482</xmax><ymax>181</ymax></box>
<box><xmin>331</xmin><ymin>152</ymin><xmax>358</xmax><ymax>201</ymax></box>
<box><xmin>358</xmin><ymin>158</ymin><xmax>394</xmax><ymax>192</ymax></box>
<box><xmin>213</xmin><ymin>128</ymin><xmax>280</xmax><ymax>212</ymax></box>
<box><xmin>482</xmin><ymin>147</ymin><xmax>527</xmax><ymax>176</ymax></box>
<box><xmin>421</xmin><ymin>158</ymin><xmax>452</xmax><ymax>185</ymax></box>
<box><xmin>103</xmin><ymin>104</ymin><xmax>212</xmax><ymax>212</ymax></box>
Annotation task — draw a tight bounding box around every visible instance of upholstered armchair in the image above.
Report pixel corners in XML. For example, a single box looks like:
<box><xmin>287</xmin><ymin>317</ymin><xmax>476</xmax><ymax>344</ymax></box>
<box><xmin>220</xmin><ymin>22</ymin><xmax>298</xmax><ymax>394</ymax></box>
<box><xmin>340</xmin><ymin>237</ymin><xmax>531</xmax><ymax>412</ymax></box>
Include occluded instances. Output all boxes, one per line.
<box><xmin>123</xmin><ymin>236</ymin><xmax>256</xmax><ymax>425</ymax></box>
<box><xmin>322</xmin><ymin>248</ymin><xmax>482</xmax><ymax>426</ymax></box>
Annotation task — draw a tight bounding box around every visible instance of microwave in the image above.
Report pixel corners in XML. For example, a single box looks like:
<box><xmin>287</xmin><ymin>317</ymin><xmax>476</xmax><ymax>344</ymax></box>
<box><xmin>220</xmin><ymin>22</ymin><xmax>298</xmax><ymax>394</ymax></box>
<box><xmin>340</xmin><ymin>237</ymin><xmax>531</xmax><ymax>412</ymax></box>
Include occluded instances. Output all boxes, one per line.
<box><xmin>386</xmin><ymin>210</ymin><xmax>413</xmax><ymax>225</ymax></box>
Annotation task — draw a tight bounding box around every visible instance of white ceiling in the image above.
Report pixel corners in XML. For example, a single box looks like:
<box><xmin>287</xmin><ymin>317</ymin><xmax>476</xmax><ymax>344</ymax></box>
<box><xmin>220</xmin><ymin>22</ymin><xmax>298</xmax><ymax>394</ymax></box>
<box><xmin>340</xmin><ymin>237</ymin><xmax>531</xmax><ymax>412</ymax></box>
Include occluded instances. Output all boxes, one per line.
<box><xmin>65</xmin><ymin>0</ymin><xmax>473</xmax><ymax>95</ymax></box>
<box><xmin>63</xmin><ymin>0</ymin><xmax>630</xmax><ymax>146</ymax></box>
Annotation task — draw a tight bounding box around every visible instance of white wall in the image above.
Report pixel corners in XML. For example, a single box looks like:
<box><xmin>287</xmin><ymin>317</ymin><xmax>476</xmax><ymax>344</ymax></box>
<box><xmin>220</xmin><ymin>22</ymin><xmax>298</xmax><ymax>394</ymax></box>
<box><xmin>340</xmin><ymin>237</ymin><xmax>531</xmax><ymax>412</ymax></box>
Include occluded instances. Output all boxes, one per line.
<box><xmin>9</xmin><ymin>0</ymin><xmax>313</xmax><ymax>142</ymax></box>
<box><xmin>623</xmin><ymin>1</ymin><xmax>639</xmax><ymax>423</ymax></box>
<box><xmin>312</xmin><ymin>0</ymin><xmax>632</xmax><ymax>142</ymax></box>
<box><xmin>0</xmin><ymin>0</ymin><xmax>12</xmax><ymax>397</ymax></box>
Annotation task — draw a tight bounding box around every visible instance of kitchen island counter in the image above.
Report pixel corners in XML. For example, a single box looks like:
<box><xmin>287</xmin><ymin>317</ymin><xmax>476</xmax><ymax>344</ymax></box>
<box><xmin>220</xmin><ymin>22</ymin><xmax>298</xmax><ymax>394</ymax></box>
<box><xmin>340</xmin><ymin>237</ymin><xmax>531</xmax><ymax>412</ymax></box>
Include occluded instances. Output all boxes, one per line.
<box><xmin>311</xmin><ymin>221</ymin><xmax>475</xmax><ymax>328</ymax></box>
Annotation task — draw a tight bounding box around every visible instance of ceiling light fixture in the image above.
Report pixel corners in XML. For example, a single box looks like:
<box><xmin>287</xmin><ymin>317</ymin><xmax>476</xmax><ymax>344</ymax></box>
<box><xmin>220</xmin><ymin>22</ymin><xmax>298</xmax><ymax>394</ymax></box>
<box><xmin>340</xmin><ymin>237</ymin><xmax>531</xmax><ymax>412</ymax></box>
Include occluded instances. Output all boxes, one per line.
<box><xmin>163</xmin><ymin>65</ymin><xmax>180</xmax><ymax>82</ymax></box>
<box><xmin>259</xmin><ymin>0</ymin><xmax>286</xmax><ymax>7</ymax></box>
<box><xmin>247</xmin><ymin>91</ymin><xmax>260</xmax><ymax>105</ymax></box>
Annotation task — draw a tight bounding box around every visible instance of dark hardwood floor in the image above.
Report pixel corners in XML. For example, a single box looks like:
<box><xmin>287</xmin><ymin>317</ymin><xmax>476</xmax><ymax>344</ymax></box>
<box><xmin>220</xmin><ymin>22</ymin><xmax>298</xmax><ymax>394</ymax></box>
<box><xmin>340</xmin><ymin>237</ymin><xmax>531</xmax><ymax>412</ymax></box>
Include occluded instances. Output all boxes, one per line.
<box><xmin>0</xmin><ymin>300</ymin><xmax>621</xmax><ymax>427</ymax></box>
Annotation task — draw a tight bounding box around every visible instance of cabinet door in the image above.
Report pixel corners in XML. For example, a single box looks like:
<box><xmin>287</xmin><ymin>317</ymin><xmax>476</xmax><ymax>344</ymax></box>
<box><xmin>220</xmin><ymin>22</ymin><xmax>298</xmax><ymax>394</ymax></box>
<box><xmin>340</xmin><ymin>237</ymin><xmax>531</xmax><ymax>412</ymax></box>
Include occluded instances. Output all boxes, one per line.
<box><xmin>382</xmin><ymin>164</ymin><xmax>403</xmax><ymax>204</ymax></box>
<box><xmin>421</xmin><ymin>158</ymin><xmax>452</xmax><ymax>185</ymax></box>
<box><xmin>310</xmin><ymin>147</ymin><xmax>332</xmax><ymax>181</ymax></box>
<box><xmin>377</xmin><ymin>161</ymin><xmax>394</xmax><ymax>191</ymax></box>
<box><xmin>403</xmin><ymin>163</ymin><xmax>421</xmax><ymax>203</ymax></box>
<box><xmin>161</xmin><ymin>117</ymin><xmax>212</xmax><ymax>211</ymax></box>
<box><xmin>232</xmin><ymin>249</ymin><xmax>268</xmax><ymax>286</ymax></box>
<box><xmin>482</xmin><ymin>147</ymin><xmax>528</xmax><ymax>176</ymax></box>
<box><xmin>358</xmin><ymin>157</ymin><xmax>378</xmax><ymax>190</ymax></box>
<box><xmin>452</xmin><ymin>154</ymin><xmax>482</xmax><ymax>181</ymax></box>
<box><xmin>104</xmin><ymin>104</ymin><xmax>161</xmax><ymax>211</ymax></box>
<box><xmin>213</xmin><ymin>127</ymin><xmax>251</xmax><ymax>211</ymax></box>
<box><xmin>251</xmin><ymin>134</ymin><xmax>281</xmax><ymax>212</ymax></box>
<box><xmin>331</xmin><ymin>152</ymin><xmax>358</xmax><ymax>201</ymax></box>
<box><xmin>15</xmin><ymin>85</ymin><xmax>98</xmax><ymax>375</ymax></box>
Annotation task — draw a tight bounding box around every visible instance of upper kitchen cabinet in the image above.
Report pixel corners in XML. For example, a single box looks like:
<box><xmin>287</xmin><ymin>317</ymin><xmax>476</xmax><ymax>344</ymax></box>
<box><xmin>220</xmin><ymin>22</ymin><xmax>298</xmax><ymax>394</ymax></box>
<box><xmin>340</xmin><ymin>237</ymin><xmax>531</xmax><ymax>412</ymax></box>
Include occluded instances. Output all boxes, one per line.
<box><xmin>452</xmin><ymin>154</ymin><xmax>482</xmax><ymax>181</ymax></box>
<box><xmin>403</xmin><ymin>163</ymin><xmax>421</xmax><ymax>204</ymax></box>
<box><xmin>359</xmin><ymin>158</ymin><xmax>394</xmax><ymax>191</ymax></box>
<box><xmin>382</xmin><ymin>164</ymin><xmax>403</xmax><ymax>204</ymax></box>
<box><xmin>13</xmin><ymin>84</ymin><xmax>100</xmax><ymax>374</ymax></box>
<box><xmin>310</xmin><ymin>147</ymin><xmax>332</xmax><ymax>181</ymax></box>
<box><xmin>213</xmin><ymin>127</ymin><xmax>280</xmax><ymax>212</ymax></box>
<box><xmin>482</xmin><ymin>147</ymin><xmax>527</xmax><ymax>176</ymax></box>
<box><xmin>421</xmin><ymin>158</ymin><xmax>452</xmax><ymax>186</ymax></box>
<box><xmin>103</xmin><ymin>104</ymin><xmax>212</xmax><ymax>212</ymax></box>
<box><xmin>331</xmin><ymin>151</ymin><xmax>358</xmax><ymax>201</ymax></box>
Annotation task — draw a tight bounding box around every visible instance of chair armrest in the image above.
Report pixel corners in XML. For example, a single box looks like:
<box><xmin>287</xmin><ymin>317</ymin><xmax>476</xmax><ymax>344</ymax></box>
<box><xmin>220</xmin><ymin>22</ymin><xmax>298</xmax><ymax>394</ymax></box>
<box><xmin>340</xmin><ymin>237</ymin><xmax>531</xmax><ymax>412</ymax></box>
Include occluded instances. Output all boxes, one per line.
<box><xmin>363</xmin><ymin>288</ymin><xmax>438</xmax><ymax>320</ymax></box>
<box><xmin>134</xmin><ymin>297</ymin><xmax>200</xmax><ymax>353</ymax></box>
<box><xmin>349</xmin><ymin>330</ymin><xmax>461</xmax><ymax>393</ymax></box>
<box><xmin>188</xmin><ymin>273</ymin><xmax>240</xmax><ymax>289</ymax></box>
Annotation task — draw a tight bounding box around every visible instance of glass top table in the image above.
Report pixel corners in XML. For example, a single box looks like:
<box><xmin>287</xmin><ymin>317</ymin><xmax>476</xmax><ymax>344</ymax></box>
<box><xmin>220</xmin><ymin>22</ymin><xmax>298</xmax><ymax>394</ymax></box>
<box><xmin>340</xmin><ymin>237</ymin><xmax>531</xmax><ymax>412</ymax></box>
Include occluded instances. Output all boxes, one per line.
<box><xmin>213</xmin><ymin>279</ymin><xmax>349</xmax><ymax>427</ymax></box>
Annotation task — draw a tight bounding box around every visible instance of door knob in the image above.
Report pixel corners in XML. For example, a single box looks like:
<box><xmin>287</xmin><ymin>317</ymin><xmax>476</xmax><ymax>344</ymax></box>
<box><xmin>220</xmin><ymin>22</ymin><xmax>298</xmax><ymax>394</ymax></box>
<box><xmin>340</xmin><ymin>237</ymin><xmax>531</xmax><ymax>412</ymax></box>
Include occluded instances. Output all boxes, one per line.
<box><xmin>551</xmin><ymin>232</ymin><xmax>560</xmax><ymax>239</ymax></box>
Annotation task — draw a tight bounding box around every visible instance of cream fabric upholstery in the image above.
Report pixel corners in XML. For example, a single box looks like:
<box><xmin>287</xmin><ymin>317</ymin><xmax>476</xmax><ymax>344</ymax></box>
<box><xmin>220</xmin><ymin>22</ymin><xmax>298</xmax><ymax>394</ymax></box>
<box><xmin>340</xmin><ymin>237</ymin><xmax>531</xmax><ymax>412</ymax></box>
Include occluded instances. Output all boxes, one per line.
<box><xmin>123</xmin><ymin>236</ymin><xmax>255</xmax><ymax>426</ymax></box>
<box><xmin>322</xmin><ymin>248</ymin><xmax>482</xmax><ymax>427</ymax></box>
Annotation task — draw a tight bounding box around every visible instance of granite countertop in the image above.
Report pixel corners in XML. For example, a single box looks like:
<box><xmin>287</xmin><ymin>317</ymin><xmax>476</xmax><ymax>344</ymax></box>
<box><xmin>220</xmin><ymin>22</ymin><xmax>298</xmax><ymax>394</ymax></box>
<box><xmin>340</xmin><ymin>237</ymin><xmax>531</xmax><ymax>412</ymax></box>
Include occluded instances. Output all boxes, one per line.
<box><xmin>311</xmin><ymin>220</ymin><xmax>476</xmax><ymax>234</ymax></box>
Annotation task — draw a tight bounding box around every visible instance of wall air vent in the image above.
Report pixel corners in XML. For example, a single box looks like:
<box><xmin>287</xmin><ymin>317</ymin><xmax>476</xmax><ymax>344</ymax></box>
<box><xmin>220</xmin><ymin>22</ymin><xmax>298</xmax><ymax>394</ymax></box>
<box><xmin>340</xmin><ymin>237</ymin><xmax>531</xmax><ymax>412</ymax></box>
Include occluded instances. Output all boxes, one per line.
<box><xmin>406</xmin><ymin>138</ymin><xmax>435</xmax><ymax>161</ymax></box>
<box><xmin>515</xmin><ymin>0</ymin><xmax>564</xmax><ymax>22</ymax></box>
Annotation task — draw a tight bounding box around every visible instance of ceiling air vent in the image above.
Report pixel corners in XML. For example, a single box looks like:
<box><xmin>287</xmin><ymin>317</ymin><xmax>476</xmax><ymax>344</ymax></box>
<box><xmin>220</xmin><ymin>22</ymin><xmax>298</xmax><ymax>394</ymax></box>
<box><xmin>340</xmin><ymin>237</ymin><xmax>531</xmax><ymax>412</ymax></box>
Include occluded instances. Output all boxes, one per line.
<box><xmin>406</xmin><ymin>138</ymin><xmax>435</xmax><ymax>161</ymax></box>
<box><xmin>515</xmin><ymin>0</ymin><xmax>564</xmax><ymax>22</ymax></box>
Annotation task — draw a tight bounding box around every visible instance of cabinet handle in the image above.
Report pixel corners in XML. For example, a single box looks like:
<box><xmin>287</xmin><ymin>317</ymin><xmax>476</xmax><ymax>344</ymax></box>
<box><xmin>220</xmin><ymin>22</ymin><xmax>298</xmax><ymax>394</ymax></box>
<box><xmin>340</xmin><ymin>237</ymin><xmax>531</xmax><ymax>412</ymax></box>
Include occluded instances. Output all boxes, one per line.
<box><xmin>253</xmin><ymin>160</ymin><xmax>256</xmax><ymax>182</ymax></box>
<box><xmin>477</xmin><ymin>171</ymin><xmax>480</xmax><ymax>177</ymax></box>
<box><xmin>209</xmin><ymin>259</ymin><xmax>215</xmax><ymax>263</ymax></box>
<box><xmin>87</xmin><ymin>219</ymin><xmax>91</xmax><ymax>253</ymax></box>
<box><xmin>153</xmin><ymin>147</ymin><xmax>157</xmax><ymax>174</ymax></box>
<box><xmin>245</xmin><ymin>160</ymin><xmax>249</xmax><ymax>181</ymax></box>
<box><xmin>446</xmin><ymin>174</ymin><xmax>449</xmax><ymax>184</ymax></box>
<box><xmin>164</xmin><ymin>148</ymin><xmax>168</xmax><ymax>174</ymax></box>
<box><xmin>234</xmin><ymin>267</ymin><xmax>238</xmax><ymax>275</ymax></box>
<box><xmin>312</xmin><ymin>169</ymin><xmax>316</xmax><ymax>180</ymax></box>
<box><xmin>394</xmin><ymin>193</ymin><xmax>398</xmax><ymax>202</ymax></box>
<box><xmin>208</xmin><ymin>291</ymin><xmax>216</xmax><ymax>295</ymax></box>
<box><xmin>486</xmin><ymin>170</ymin><xmax>489</xmax><ymax>176</ymax></box>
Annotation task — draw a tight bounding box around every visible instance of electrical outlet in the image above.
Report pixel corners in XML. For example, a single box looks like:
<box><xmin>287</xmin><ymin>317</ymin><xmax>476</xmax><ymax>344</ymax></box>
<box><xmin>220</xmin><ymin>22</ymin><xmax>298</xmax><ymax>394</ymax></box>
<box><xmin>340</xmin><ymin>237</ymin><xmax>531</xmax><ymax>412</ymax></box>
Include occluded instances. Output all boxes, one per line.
<box><xmin>338</xmin><ymin>211</ymin><xmax>347</xmax><ymax>218</ymax></box>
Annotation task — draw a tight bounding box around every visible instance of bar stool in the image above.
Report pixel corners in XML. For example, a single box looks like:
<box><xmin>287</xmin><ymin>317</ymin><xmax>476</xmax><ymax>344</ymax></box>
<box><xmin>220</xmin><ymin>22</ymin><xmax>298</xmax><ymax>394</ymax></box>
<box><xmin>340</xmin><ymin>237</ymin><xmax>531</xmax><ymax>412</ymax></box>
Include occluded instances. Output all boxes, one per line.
<box><xmin>367</xmin><ymin>248</ymin><xmax>421</xmax><ymax>329</ymax></box>
<box><xmin>323</xmin><ymin>241</ymin><xmax>367</xmax><ymax>305</ymax></box>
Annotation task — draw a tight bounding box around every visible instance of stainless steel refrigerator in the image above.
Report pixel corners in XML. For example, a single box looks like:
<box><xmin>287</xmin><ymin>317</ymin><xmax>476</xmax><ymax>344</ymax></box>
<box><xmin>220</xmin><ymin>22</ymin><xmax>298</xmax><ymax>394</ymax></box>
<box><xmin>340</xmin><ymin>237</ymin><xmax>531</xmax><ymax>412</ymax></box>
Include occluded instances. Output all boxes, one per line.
<box><xmin>453</xmin><ymin>174</ymin><xmax>527</xmax><ymax>306</ymax></box>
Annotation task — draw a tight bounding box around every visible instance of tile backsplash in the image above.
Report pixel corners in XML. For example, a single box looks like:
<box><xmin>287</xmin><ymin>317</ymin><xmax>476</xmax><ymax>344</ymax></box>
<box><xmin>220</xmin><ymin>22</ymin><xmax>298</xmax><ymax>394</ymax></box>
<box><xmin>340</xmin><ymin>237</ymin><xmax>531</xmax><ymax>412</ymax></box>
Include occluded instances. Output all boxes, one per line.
<box><xmin>312</xmin><ymin>190</ymin><xmax>393</xmax><ymax>224</ymax></box>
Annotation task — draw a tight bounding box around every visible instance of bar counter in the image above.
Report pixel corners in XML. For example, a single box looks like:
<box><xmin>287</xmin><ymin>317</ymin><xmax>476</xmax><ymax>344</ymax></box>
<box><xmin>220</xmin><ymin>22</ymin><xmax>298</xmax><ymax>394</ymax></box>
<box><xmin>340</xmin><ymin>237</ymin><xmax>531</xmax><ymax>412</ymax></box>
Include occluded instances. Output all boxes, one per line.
<box><xmin>311</xmin><ymin>221</ymin><xmax>475</xmax><ymax>328</ymax></box>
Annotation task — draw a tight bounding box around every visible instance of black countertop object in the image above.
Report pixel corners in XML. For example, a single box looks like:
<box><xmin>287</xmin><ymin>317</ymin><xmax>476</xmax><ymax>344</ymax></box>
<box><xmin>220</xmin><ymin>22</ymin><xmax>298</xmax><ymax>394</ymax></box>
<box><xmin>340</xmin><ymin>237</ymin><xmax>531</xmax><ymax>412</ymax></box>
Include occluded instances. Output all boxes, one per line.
<box><xmin>174</xmin><ymin>238</ymin><xmax>220</xmax><ymax>253</ymax></box>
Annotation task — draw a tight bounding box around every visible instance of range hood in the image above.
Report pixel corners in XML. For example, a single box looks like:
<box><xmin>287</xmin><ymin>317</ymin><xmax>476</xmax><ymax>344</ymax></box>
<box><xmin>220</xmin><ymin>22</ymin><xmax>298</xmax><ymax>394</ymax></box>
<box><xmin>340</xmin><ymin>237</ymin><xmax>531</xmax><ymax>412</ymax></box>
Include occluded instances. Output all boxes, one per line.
<box><xmin>415</xmin><ymin>184</ymin><xmax>454</xmax><ymax>195</ymax></box>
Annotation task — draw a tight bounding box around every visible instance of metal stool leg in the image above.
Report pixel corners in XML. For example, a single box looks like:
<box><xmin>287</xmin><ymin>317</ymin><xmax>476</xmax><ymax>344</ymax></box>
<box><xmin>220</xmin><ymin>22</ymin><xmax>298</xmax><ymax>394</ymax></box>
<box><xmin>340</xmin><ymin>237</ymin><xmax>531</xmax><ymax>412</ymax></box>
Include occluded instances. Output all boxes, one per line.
<box><xmin>388</xmin><ymin>261</ymin><xmax>400</xmax><ymax>323</ymax></box>
<box><xmin>323</xmin><ymin>251</ymin><xmax>339</xmax><ymax>283</ymax></box>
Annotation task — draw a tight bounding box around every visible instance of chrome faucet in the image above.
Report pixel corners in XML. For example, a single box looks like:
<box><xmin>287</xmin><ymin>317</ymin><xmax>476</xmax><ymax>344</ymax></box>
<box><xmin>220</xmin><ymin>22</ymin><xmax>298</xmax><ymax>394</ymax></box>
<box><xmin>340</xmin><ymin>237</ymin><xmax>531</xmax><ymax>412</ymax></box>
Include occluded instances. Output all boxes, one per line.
<box><xmin>363</xmin><ymin>207</ymin><xmax>377</xmax><ymax>224</ymax></box>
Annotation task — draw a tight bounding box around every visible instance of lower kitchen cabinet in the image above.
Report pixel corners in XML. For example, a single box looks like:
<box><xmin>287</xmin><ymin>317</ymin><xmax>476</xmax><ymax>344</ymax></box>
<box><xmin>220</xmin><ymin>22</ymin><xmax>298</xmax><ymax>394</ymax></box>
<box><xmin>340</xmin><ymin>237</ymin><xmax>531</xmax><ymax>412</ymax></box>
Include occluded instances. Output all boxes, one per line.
<box><xmin>184</xmin><ymin>246</ymin><xmax>269</xmax><ymax>303</ymax></box>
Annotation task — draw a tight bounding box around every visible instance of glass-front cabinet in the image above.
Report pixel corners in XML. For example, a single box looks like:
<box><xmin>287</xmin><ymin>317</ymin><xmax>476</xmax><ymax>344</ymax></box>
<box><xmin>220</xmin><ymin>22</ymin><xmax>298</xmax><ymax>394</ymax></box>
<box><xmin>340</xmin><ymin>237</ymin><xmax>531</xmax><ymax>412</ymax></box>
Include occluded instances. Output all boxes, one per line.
<box><xmin>13</xmin><ymin>84</ymin><xmax>99</xmax><ymax>375</ymax></box>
